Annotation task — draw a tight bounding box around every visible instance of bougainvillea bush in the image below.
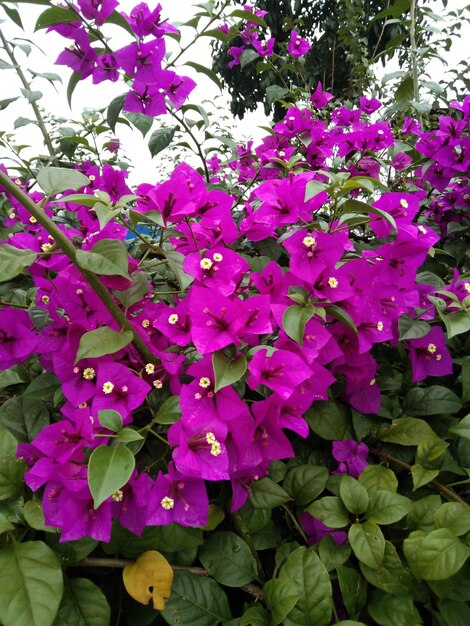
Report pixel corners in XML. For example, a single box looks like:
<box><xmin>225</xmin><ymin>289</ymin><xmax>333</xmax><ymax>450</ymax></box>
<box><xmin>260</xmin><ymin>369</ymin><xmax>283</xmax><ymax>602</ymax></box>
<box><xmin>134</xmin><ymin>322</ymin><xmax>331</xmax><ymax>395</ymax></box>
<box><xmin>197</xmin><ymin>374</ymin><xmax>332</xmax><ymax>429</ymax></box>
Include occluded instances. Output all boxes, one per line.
<box><xmin>0</xmin><ymin>1</ymin><xmax>469</xmax><ymax>625</ymax></box>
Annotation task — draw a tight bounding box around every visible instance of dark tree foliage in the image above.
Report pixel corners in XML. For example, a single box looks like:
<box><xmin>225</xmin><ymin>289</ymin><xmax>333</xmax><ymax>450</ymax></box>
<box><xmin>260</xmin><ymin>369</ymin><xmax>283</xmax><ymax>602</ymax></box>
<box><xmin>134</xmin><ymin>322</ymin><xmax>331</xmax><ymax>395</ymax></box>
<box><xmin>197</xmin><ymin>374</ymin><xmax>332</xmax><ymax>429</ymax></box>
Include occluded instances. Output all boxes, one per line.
<box><xmin>212</xmin><ymin>0</ymin><xmax>409</xmax><ymax>119</ymax></box>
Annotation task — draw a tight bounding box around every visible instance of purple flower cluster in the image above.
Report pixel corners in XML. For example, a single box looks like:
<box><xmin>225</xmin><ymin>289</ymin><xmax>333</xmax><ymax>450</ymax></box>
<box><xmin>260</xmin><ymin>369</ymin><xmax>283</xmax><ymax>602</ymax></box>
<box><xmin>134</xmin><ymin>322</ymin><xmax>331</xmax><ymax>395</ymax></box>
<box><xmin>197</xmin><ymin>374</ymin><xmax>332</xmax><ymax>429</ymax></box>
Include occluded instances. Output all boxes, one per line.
<box><xmin>1</xmin><ymin>78</ymin><xmax>468</xmax><ymax>541</ymax></box>
<box><xmin>51</xmin><ymin>1</ymin><xmax>195</xmax><ymax>117</ymax></box>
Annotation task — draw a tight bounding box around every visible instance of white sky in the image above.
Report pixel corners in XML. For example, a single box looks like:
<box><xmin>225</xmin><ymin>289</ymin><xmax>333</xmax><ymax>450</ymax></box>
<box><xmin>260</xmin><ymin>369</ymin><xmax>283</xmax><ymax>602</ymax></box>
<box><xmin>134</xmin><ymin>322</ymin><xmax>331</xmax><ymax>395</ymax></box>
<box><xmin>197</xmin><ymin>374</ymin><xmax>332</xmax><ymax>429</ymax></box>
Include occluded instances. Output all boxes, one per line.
<box><xmin>0</xmin><ymin>0</ymin><xmax>469</xmax><ymax>185</ymax></box>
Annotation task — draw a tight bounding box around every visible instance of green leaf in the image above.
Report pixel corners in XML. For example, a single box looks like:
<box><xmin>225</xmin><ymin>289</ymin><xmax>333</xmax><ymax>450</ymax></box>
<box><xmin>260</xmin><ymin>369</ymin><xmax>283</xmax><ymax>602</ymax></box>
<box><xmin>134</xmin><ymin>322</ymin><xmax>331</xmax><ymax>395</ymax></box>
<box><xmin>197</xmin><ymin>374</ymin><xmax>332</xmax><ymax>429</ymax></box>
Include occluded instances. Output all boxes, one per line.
<box><xmin>230</xmin><ymin>8</ymin><xmax>267</xmax><ymax>26</ymax></box>
<box><xmin>366</xmin><ymin>490</ymin><xmax>412</xmax><ymax>524</ymax></box>
<box><xmin>98</xmin><ymin>409</ymin><xmax>122</xmax><ymax>432</ymax></box>
<box><xmin>88</xmin><ymin>445</ymin><xmax>135</xmax><ymax>509</ymax></box>
<box><xmin>93</xmin><ymin>201</ymin><xmax>122</xmax><ymax>230</ymax></box>
<box><xmin>37</xmin><ymin>167</ymin><xmax>89</xmax><ymax>195</ymax></box>
<box><xmin>21</xmin><ymin>88</ymin><xmax>42</xmax><ymax>103</ymax></box>
<box><xmin>395</xmin><ymin>75</ymin><xmax>414</xmax><ymax>107</ymax></box>
<box><xmin>368</xmin><ymin>590</ymin><xmax>420</xmax><ymax>626</ymax></box>
<box><xmin>0</xmin><ymin>427</ymin><xmax>25</xmax><ymax>500</ymax></box>
<box><xmin>0</xmin><ymin>3</ymin><xmax>23</xmax><ymax>28</ymax></box>
<box><xmin>239</xmin><ymin>605</ymin><xmax>270</xmax><ymax>626</ymax></box>
<box><xmin>0</xmin><ymin>540</ymin><xmax>63</xmax><ymax>626</ymax></box>
<box><xmin>0</xmin><ymin>244</ymin><xmax>36</xmax><ymax>282</ymax></box>
<box><xmin>265</xmin><ymin>547</ymin><xmax>333</xmax><ymax>626</ymax></box>
<box><xmin>23</xmin><ymin>500</ymin><xmax>54</xmax><ymax>532</ymax></box>
<box><xmin>66</xmin><ymin>71</ymin><xmax>81</xmax><ymax>107</ymax></box>
<box><xmin>75</xmin><ymin>327</ymin><xmax>133</xmax><ymax>363</ymax></box>
<box><xmin>378</xmin><ymin>417</ymin><xmax>438</xmax><ymax>445</ymax></box>
<box><xmin>0</xmin><ymin>97</ymin><xmax>19</xmax><ymax>111</ymax></box>
<box><xmin>413</xmin><ymin>528</ymin><xmax>470</xmax><ymax>580</ymax></box>
<box><xmin>404</xmin><ymin>385</ymin><xmax>462</xmax><ymax>416</ymax></box>
<box><xmin>148</xmin><ymin>127</ymin><xmax>177</xmax><ymax>157</ymax></box>
<box><xmin>153</xmin><ymin>396</ymin><xmax>181</xmax><ymax>425</ymax></box>
<box><xmin>434</xmin><ymin>503</ymin><xmax>470</xmax><ymax>536</ymax></box>
<box><xmin>348</xmin><ymin>521</ymin><xmax>385</xmax><ymax>569</ymax></box>
<box><xmin>76</xmin><ymin>238</ymin><xmax>131</xmax><ymax>280</ymax></box>
<box><xmin>0</xmin><ymin>367</ymin><xmax>24</xmax><ymax>392</ymax></box>
<box><xmin>240</xmin><ymin>48</ymin><xmax>259</xmax><ymax>69</ymax></box>
<box><xmin>184</xmin><ymin>61</ymin><xmax>222</xmax><ymax>89</ymax></box>
<box><xmin>306</xmin><ymin>496</ymin><xmax>350</xmax><ymax>528</ymax></box>
<box><xmin>305</xmin><ymin>400</ymin><xmax>353</xmax><ymax>440</ymax></box>
<box><xmin>336</xmin><ymin>565</ymin><xmax>367</xmax><ymax>620</ymax></box>
<box><xmin>198</xmin><ymin>531</ymin><xmax>257</xmax><ymax>587</ymax></box>
<box><xmin>282</xmin><ymin>304</ymin><xmax>315</xmax><ymax>346</ymax></box>
<box><xmin>358</xmin><ymin>465</ymin><xmax>398</xmax><ymax>494</ymax></box>
<box><xmin>23</xmin><ymin>372</ymin><xmax>60</xmax><ymax>400</ymax></box>
<box><xmin>359</xmin><ymin>541</ymin><xmax>412</xmax><ymax>595</ymax></box>
<box><xmin>325</xmin><ymin>304</ymin><xmax>358</xmax><ymax>334</ymax></box>
<box><xmin>411</xmin><ymin>464</ymin><xmax>439</xmax><ymax>490</ymax></box>
<box><xmin>53</xmin><ymin>577</ymin><xmax>110</xmax><ymax>626</ymax></box>
<box><xmin>14</xmin><ymin>117</ymin><xmax>36</xmax><ymax>129</ymax></box>
<box><xmin>249</xmin><ymin>477</ymin><xmax>291</xmax><ymax>509</ymax></box>
<box><xmin>283</xmin><ymin>465</ymin><xmax>329</xmax><ymax>506</ymax></box>
<box><xmin>0</xmin><ymin>511</ymin><xmax>14</xmax><ymax>533</ymax></box>
<box><xmin>103</xmin><ymin>522</ymin><xmax>202</xmax><ymax>558</ymax></box>
<box><xmin>266</xmin><ymin>85</ymin><xmax>289</xmax><ymax>108</ymax></box>
<box><xmin>449</xmin><ymin>413</ymin><xmax>470</xmax><ymax>440</ymax></box>
<box><xmin>341</xmin><ymin>199</ymin><xmax>397</xmax><ymax>231</ymax></box>
<box><xmin>212</xmin><ymin>351</ymin><xmax>247</xmax><ymax>392</ymax></box>
<box><xmin>462</xmin><ymin>358</ymin><xmax>470</xmax><ymax>404</ymax></box>
<box><xmin>165</xmin><ymin>249</ymin><xmax>194</xmax><ymax>291</ymax></box>
<box><xmin>118</xmin><ymin>428</ymin><xmax>144</xmax><ymax>443</ymax></box>
<box><xmin>106</xmin><ymin>94</ymin><xmax>126</xmax><ymax>132</ymax></box>
<box><xmin>104</xmin><ymin>9</ymin><xmax>136</xmax><ymax>36</ymax></box>
<box><xmin>318</xmin><ymin>535</ymin><xmax>351</xmax><ymax>571</ymax></box>
<box><xmin>340</xmin><ymin>475</ymin><xmax>369</xmax><ymax>514</ymax></box>
<box><xmin>407</xmin><ymin>494</ymin><xmax>442</xmax><ymax>532</ymax></box>
<box><xmin>440</xmin><ymin>310</ymin><xmax>470</xmax><ymax>339</ymax></box>
<box><xmin>35</xmin><ymin>6</ymin><xmax>77</xmax><ymax>30</ymax></box>
<box><xmin>161</xmin><ymin>571</ymin><xmax>232</xmax><ymax>626</ymax></box>
<box><xmin>122</xmin><ymin>111</ymin><xmax>154</xmax><ymax>138</ymax></box>
<box><xmin>416</xmin><ymin>437</ymin><xmax>448</xmax><ymax>469</ymax></box>
<box><xmin>0</xmin><ymin>397</ymin><xmax>49</xmax><ymax>443</ymax></box>
<box><xmin>398</xmin><ymin>314</ymin><xmax>432</xmax><ymax>340</ymax></box>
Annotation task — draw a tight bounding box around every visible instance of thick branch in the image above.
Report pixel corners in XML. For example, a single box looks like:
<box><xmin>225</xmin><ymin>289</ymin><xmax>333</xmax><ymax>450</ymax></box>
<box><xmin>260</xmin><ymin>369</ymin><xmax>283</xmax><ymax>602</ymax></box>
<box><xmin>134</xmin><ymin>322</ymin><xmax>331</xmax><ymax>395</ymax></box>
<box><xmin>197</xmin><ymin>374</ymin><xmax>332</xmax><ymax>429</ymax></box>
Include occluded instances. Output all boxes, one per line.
<box><xmin>370</xmin><ymin>448</ymin><xmax>469</xmax><ymax>507</ymax></box>
<box><xmin>0</xmin><ymin>170</ymin><xmax>157</xmax><ymax>364</ymax></box>
<box><xmin>74</xmin><ymin>557</ymin><xmax>264</xmax><ymax>600</ymax></box>
<box><xmin>0</xmin><ymin>29</ymin><xmax>57</xmax><ymax>163</ymax></box>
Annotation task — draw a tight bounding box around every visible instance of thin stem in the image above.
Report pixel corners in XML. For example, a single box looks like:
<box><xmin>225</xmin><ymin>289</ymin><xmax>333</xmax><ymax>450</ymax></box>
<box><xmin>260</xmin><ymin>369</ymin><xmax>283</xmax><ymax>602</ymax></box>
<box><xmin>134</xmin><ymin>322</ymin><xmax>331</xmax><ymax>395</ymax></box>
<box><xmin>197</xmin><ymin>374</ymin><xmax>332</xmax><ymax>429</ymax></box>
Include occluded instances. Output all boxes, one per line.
<box><xmin>370</xmin><ymin>448</ymin><xmax>469</xmax><ymax>507</ymax></box>
<box><xmin>170</xmin><ymin>110</ymin><xmax>210</xmax><ymax>182</ymax></box>
<box><xmin>0</xmin><ymin>171</ymin><xmax>157</xmax><ymax>364</ymax></box>
<box><xmin>281</xmin><ymin>504</ymin><xmax>308</xmax><ymax>544</ymax></box>
<box><xmin>73</xmin><ymin>558</ymin><xmax>264</xmax><ymax>599</ymax></box>
<box><xmin>409</xmin><ymin>0</ymin><xmax>420</xmax><ymax>103</ymax></box>
<box><xmin>0</xmin><ymin>29</ymin><xmax>57</xmax><ymax>163</ymax></box>
<box><xmin>231</xmin><ymin>511</ymin><xmax>265</xmax><ymax>583</ymax></box>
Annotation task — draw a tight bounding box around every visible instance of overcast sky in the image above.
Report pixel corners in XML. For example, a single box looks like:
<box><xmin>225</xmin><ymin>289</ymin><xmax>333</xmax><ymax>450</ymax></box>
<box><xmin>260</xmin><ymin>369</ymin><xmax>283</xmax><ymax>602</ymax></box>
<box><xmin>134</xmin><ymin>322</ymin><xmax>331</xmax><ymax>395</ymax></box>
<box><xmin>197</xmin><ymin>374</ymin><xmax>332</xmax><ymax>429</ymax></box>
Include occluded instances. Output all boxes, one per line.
<box><xmin>0</xmin><ymin>0</ymin><xmax>468</xmax><ymax>185</ymax></box>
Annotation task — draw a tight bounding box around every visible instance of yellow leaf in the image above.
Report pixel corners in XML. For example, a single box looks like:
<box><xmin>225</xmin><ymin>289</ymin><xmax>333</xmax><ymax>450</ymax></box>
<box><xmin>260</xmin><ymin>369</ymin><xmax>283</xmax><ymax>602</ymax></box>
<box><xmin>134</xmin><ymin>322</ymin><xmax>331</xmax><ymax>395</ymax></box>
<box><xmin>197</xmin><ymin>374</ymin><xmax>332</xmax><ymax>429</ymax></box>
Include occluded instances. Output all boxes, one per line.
<box><xmin>123</xmin><ymin>550</ymin><xmax>173</xmax><ymax>610</ymax></box>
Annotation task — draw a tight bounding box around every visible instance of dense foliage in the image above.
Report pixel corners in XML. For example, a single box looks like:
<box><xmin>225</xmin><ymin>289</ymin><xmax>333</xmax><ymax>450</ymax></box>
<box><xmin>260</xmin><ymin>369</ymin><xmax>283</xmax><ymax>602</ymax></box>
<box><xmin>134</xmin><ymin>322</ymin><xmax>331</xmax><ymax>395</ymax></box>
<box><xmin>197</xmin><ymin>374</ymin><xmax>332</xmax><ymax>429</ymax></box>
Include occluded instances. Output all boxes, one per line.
<box><xmin>0</xmin><ymin>1</ymin><xmax>469</xmax><ymax>625</ymax></box>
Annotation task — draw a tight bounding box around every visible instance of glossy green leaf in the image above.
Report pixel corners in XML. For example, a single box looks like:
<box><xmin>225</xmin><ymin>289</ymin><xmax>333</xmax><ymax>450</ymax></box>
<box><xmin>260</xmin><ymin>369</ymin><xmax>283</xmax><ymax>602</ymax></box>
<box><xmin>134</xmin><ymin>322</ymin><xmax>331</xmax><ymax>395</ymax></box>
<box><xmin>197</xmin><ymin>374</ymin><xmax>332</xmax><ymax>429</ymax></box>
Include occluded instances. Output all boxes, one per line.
<box><xmin>413</xmin><ymin>528</ymin><xmax>470</xmax><ymax>580</ymax></box>
<box><xmin>366</xmin><ymin>490</ymin><xmax>412</xmax><ymax>524</ymax></box>
<box><xmin>368</xmin><ymin>590</ymin><xmax>420</xmax><ymax>626</ymax></box>
<box><xmin>148</xmin><ymin>127</ymin><xmax>176</xmax><ymax>157</ymax></box>
<box><xmin>306</xmin><ymin>496</ymin><xmax>350</xmax><ymax>528</ymax></box>
<box><xmin>0</xmin><ymin>511</ymin><xmax>14</xmax><ymax>533</ymax></box>
<box><xmin>249</xmin><ymin>477</ymin><xmax>291</xmax><ymax>509</ymax></box>
<box><xmin>106</xmin><ymin>94</ymin><xmax>126</xmax><ymax>132</ymax></box>
<box><xmin>449</xmin><ymin>413</ymin><xmax>470</xmax><ymax>440</ymax></box>
<box><xmin>53</xmin><ymin>577</ymin><xmax>111</xmax><ymax>626</ymax></box>
<box><xmin>378</xmin><ymin>417</ymin><xmax>437</xmax><ymax>445</ymax></box>
<box><xmin>198</xmin><ymin>531</ymin><xmax>257</xmax><ymax>586</ymax></box>
<box><xmin>98</xmin><ymin>409</ymin><xmax>122</xmax><ymax>432</ymax></box>
<box><xmin>404</xmin><ymin>385</ymin><xmax>462</xmax><ymax>416</ymax></box>
<box><xmin>0</xmin><ymin>244</ymin><xmax>36</xmax><ymax>282</ymax></box>
<box><xmin>336</xmin><ymin>565</ymin><xmax>367</xmax><ymax>619</ymax></box>
<box><xmin>239</xmin><ymin>604</ymin><xmax>270</xmax><ymax>626</ymax></box>
<box><xmin>75</xmin><ymin>327</ymin><xmax>133</xmax><ymax>363</ymax></box>
<box><xmin>359</xmin><ymin>541</ymin><xmax>412</xmax><ymax>595</ymax></box>
<box><xmin>161</xmin><ymin>571</ymin><xmax>232</xmax><ymax>626</ymax></box>
<box><xmin>265</xmin><ymin>547</ymin><xmax>333</xmax><ymax>626</ymax></box>
<box><xmin>37</xmin><ymin>167</ymin><xmax>89</xmax><ymax>195</ymax></box>
<box><xmin>434</xmin><ymin>503</ymin><xmax>470</xmax><ymax>537</ymax></box>
<box><xmin>0</xmin><ymin>397</ymin><xmax>49</xmax><ymax>443</ymax></box>
<box><xmin>212</xmin><ymin>351</ymin><xmax>247</xmax><ymax>392</ymax></box>
<box><xmin>76</xmin><ymin>239</ymin><xmax>131</xmax><ymax>280</ymax></box>
<box><xmin>282</xmin><ymin>304</ymin><xmax>315</xmax><ymax>346</ymax></box>
<box><xmin>340</xmin><ymin>474</ymin><xmax>369</xmax><ymax>514</ymax></box>
<box><xmin>153</xmin><ymin>396</ymin><xmax>181</xmax><ymax>425</ymax></box>
<box><xmin>88</xmin><ymin>445</ymin><xmax>135</xmax><ymax>509</ymax></box>
<box><xmin>411</xmin><ymin>463</ymin><xmax>439</xmax><ymax>490</ymax></box>
<box><xmin>305</xmin><ymin>400</ymin><xmax>353</xmax><ymax>440</ymax></box>
<box><xmin>398</xmin><ymin>314</ymin><xmax>432</xmax><ymax>340</ymax></box>
<box><xmin>35</xmin><ymin>6</ymin><xmax>77</xmax><ymax>30</ymax></box>
<box><xmin>0</xmin><ymin>426</ymin><xmax>25</xmax><ymax>500</ymax></box>
<box><xmin>185</xmin><ymin>61</ymin><xmax>222</xmax><ymax>89</ymax></box>
<box><xmin>348</xmin><ymin>521</ymin><xmax>385</xmax><ymax>569</ymax></box>
<box><xmin>358</xmin><ymin>465</ymin><xmax>398</xmax><ymax>494</ymax></box>
<box><xmin>0</xmin><ymin>540</ymin><xmax>63</xmax><ymax>626</ymax></box>
<box><xmin>283</xmin><ymin>465</ymin><xmax>329</xmax><ymax>505</ymax></box>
